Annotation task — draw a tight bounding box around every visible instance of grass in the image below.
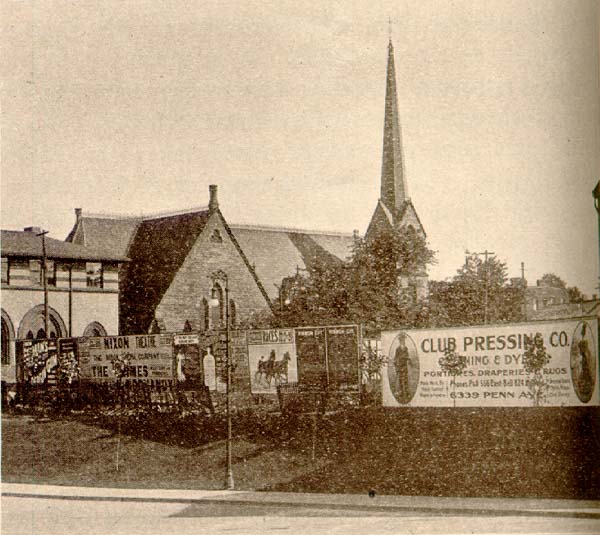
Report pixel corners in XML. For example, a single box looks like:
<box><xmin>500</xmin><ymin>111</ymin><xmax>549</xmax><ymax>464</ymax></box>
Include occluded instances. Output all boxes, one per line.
<box><xmin>2</xmin><ymin>407</ymin><xmax>599</xmax><ymax>498</ymax></box>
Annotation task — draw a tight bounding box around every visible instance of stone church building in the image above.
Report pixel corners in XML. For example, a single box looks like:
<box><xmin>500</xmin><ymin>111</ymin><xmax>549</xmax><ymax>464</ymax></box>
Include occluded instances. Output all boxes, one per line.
<box><xmin>65</xmin><ymin>39</ymin><xmax>427</xmax><ymax>334</ymax></box>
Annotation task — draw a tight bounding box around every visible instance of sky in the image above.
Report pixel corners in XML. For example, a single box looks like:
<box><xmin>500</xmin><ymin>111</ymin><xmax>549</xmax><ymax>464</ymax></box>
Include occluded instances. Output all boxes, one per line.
<box><xmin>2</xmin><ymin>0</ymin><xmax>600</xmax><ymax>295</ymax></box>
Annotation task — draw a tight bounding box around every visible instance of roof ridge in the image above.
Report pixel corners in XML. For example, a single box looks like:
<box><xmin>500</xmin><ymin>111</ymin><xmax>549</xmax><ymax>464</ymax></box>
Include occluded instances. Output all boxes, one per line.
<box><xmin>230</xmin><ymin>222</ymin><xmax>355</xmax><ymax>237</ymax></box>
<box><xmin>83</xmin><ymin>205</ymin><xmax>209</xmax><ymax>221</ymax></box>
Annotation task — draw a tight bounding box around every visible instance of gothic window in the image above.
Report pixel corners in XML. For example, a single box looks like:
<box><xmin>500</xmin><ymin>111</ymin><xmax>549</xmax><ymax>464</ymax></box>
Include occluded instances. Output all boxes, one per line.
<box><xmin>202</xmin><ymin>298</ymin><xmax>210</xmax><ymax>331</ymax></box>
<box><xmin>183</xmin><ymin>320</ymin><xmax>193</xmax><ymax>332</ymax></box>
<box><xmin>229</xmin><ymin>299</ymin><xmax>237</xmax><ymax>327</ymax></box>
<box><xmin>210</xmin><ymin>284</ymin><xmax>224</xmax><ymax>327</ymax></box>
<box><xmin>210</xmin><ymin>229</ymin><xmax>223</xmax><ymax>243</ymax></box>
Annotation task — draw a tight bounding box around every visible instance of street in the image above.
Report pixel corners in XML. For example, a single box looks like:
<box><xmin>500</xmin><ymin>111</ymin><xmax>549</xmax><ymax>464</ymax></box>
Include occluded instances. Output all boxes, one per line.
<box><xmin>3</xmin><ymin>495</ymin><xmax>599</xmax><ymax>535</ymax></box>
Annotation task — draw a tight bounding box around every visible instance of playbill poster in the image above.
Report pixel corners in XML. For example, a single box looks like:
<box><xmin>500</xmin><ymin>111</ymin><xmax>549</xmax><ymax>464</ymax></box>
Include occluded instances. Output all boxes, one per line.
<box><xmin>247</xmin><ymin>329</ymin><xmax>298</xmax><ymax>394</ymax></box>
<box><xmin>382</xmin><ymin>318</ymin><xmax>599</xmax><ymax>408</ymax></box>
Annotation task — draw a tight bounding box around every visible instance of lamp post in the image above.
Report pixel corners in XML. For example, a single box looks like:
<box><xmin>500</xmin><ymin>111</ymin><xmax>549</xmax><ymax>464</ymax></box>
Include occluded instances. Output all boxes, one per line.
<box><xmin>594</xmin><ymin>182</ymin><xmax>600</xmax><ymax>292</ymax></box>
<box><xmin>209</xmin><ymin>270</ymin><xmax>234</xmax><ymax>490</ymax></box>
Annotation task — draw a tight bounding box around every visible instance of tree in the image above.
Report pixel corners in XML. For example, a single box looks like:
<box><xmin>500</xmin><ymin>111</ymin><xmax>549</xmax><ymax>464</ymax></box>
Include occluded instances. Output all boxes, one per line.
<box><xmin>346</xmin><ymin>226</ymin><xmax>436</xmax><ymax>330</ymax></box>
<box><xmin>539</xmin><ymin>273</ymin><xmax>567</xmax><ymax>288</ymax></box>
<box><xmin>522</xmin><ymin>333</ymin><xmax>552</xmax><ymax>406</ymax></box>
<box><xmin>274</xmin><ymin>226</ymin><xmax>436</xmax><ymax>331</ymax></box>
<box><xmin>567</xmin><ymin>286</ymin><xmax>585</xmax><ymax>303</ymax></box>
<box><xmin>430</xmin><ymin>253</ymin><xmax>525</xmax><ymax>326</ymax></box>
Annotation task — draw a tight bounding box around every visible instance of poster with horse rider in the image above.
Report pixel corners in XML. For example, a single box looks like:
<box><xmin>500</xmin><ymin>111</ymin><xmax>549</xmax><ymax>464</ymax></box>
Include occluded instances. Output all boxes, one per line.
<box><xmin>247</xmin><ymin>329</ymin><xmax>298</xmax><ymax>394</ymax></box>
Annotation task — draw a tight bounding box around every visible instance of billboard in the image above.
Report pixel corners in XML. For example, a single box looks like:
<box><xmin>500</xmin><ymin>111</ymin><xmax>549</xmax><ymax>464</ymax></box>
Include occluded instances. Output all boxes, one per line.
<box><xmin>247</xmin><ymin>329</ymin><xmax>297</xmax><ymax>394</ymax></box>
<box><xmin>78</xmin><ymin>334</ymin><xmax>174</xmax><ymax>385</ymax></box>
<box><xmin>382</xmin><ymin>318</ymin><xmax>599</xmax><ymax>407</ymax></box>
<box><xmin>295</xmin><ymin>327</ymin><xmax>327</xmax><ymax>387</ymax></box>
<box><xmin>295</xmin><ymin>325</ymin><xmax>360</xmax><ymax>389</ymax></box>
<box><xmin>326</xmin><ymin>325</ymin><xmax>360</xmax><ymax>387</ymax></box>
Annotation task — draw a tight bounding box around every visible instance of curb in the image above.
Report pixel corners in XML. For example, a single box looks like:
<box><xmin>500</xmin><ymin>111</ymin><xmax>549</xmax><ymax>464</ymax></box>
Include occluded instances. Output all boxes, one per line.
<box><xmin>3</xmin><ymin>491</ymin><xmax>600</xmax><ymax>519</ymax></box>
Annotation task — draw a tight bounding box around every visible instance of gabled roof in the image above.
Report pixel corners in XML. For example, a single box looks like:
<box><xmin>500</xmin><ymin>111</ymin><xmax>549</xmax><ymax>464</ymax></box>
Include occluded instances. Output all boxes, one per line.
<box><xmin>229</xmin><ymin>224</ymin><xmax>354</xmax><ymax>300</ymax></box>
<box><xmin>67</xmin><ymin>216</ymin><xmax>141</xmax><ymax>257</ymax></box>
<box><xmin>1</xmin><ymin>230</ymin><xmax>128</xmax><ymax>262</ymax></box>
<box><xmin>119</xmin><ymin>209</ymin><xmax>211</xmax><ymax>333</ymax></box>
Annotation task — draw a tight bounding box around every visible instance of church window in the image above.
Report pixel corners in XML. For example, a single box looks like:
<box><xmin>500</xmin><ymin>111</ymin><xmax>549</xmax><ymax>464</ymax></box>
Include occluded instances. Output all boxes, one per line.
<box><xmin>229</xmin><ymin>299</ymin><xmax>237</xmax><ymax>327</ymax></box>
<box><xmin>202</xmin><ymin>298</ymin><xmax>210</xmax><ymax>331</ymax></box>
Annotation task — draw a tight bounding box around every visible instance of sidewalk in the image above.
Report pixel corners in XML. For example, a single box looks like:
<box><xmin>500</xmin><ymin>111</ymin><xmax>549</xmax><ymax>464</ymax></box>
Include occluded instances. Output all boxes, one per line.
<box><xmin>3</xmin><ymin>483</ymin><xmax>600</xmax><ymax>519</ymax></box>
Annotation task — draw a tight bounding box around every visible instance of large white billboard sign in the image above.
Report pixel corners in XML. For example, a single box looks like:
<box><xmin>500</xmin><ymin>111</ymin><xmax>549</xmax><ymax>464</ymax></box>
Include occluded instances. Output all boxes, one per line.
<box><xmin>382</xmin><ymin>318</ymin><xmax>598</xmax><ymax>407</ymax></box>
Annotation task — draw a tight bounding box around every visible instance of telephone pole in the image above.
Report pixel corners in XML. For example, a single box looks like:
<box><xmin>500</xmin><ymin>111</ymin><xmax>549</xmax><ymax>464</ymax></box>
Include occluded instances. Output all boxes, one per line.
<box><xmin>37</xmin><ymin>230</ymin><xmax>50</xmax><ymax>337</ymax></box>
<box><xmin>475</xmin><ymin>250</ymin><xmax>495</xmax><ymax>324</ymax></box>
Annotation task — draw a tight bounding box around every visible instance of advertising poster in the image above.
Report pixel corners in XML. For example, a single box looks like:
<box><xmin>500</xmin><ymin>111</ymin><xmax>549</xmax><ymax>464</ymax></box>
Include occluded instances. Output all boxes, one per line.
<box><xmin>247</xmin><ymin>329</ymin><xmax>297</xmax><ymax>394</ymax></box>
<box><xmin>78</xmin><ymin>334</ymin><xmax>174</xmax><ymax>385</ymax></box>
<box><xmin>173</xmin><ymin>333</ymin><xmax>202</xmax><ymax>388</ymax></box>
<box><xmin>295</xmin><ymin>327</ymin><xmax>327</xmax><ymax>388</ymax></box>
<box><xmin>17</xmin><ymin>338</ymin><xmax>58</xmax><ymax>386</ymax></box>
<box><xmin>382</xmin><ymin>318</ymin><xmax>599</xmax><ymax>407</ymax></box>
<box><xmin>57</xmin><ymin>338</ymin><xmax>80</xmax><ymax>385</ymax></box>
<box><xmin>326</xmin><ymin>325</ymin><xmax>360</xmax><ymax>387</ymax></box>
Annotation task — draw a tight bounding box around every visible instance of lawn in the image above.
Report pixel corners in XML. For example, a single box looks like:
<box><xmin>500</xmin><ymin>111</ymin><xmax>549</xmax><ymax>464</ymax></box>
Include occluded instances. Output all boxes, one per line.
<box><xmin>3</xmin><ymin>407</ymin><xmax>599</xmax><ymax>498</ymax></box>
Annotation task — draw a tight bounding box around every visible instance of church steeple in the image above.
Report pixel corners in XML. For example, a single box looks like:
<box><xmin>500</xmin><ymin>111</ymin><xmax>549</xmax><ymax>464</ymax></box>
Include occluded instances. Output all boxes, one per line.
<box><xmin>380</xmin><ymin>39</ymin><xmax>408</xmax><ymax>215</ymax></box>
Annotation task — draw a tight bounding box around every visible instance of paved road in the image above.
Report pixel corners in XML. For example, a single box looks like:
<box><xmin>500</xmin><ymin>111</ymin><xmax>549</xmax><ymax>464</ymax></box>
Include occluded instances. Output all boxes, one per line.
<box><xmin>3</xmin><ymin>495</ymin><xmax>599</xmax><ymax>535</ymax></box>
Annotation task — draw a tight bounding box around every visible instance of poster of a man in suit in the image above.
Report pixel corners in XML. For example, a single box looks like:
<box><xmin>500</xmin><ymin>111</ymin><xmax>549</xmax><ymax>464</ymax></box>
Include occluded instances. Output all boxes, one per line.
<box><xmin>388</xmin><ymin>332</ymin><xmax>419</xmax><ymax>405</ymax></box>
<box><xmin>570</xmin><ymin>321</ymin><xmax>596</xmax><ymax>404</ymax></box>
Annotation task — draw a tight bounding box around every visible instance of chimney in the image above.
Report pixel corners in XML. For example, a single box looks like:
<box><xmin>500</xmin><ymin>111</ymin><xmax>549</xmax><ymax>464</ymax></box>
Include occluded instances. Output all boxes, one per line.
<box><xmin>24</xmin><ymin>226</ymin><xmax>42</xmax><ymax>234</ymax></box>
<box><xmin>353</xmin><ymin>229</ymin><xmax>360</xmax><ymax>242</ymax></box>
<box><xmin>75</xmin><ymin>208</ymin><xmax>82</xmax><ymax>221</ymax></box>
<box><xmin>209</xmin><ymin>185</ymin><xmax>218</xmax><ymax>212</ymax></box>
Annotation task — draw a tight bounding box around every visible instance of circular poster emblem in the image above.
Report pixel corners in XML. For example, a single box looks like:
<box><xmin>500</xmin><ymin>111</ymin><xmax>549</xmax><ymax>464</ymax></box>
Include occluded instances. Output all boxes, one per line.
<box><xmin>570</xmin><ymin>321</ymin><xmax>596</xmax><ymax>404</ymax></box>
<box><xmin>387</xmin><ymin>332</ymin><xmax>420</xmax><ymax>405</ymax></box>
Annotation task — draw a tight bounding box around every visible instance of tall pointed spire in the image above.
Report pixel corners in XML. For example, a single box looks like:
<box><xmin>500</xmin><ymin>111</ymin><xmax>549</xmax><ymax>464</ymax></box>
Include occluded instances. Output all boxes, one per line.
<box><xmin>380</xmin><ymin>38</ymin><xmax>408</xmax><ymax>215</ymax></box>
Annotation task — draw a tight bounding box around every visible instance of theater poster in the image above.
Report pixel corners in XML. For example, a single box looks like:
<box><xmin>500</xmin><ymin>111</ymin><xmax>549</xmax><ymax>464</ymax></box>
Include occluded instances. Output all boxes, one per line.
<box><xmin>382</xmin><ymin>318</ymin><xmax>599</xmax><ymax>408</ymax></box>
<box><xmin>247</xmin><ymin>329</ymin><xmax>297</xmax><ymax>394</ymax></box>
<box><xmin>78</xmin><ymin>334</ymin><xmax>174</xmax><ymax>385</ymax></box>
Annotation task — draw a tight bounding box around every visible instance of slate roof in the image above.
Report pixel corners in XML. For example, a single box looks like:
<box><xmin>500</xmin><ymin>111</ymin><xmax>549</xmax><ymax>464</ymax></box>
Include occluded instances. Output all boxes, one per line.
<box><xmin>1</xmin><ymin>230</ymin><xmax>128</xmax><ymax>262</ymax></box>
<box><xmin>67</xmin><ymin>216</ymin><xmax>141</xmax><ymax>257</ymax></box>
<box><xmin>119</xmin><ymin>210</ymin><xmax>211</xmax><ymax>334</ymax></box>
<box><xmin>229</xmin><ymin>224</ymin><xmax>355</xmax><ymax>300</ymax></box>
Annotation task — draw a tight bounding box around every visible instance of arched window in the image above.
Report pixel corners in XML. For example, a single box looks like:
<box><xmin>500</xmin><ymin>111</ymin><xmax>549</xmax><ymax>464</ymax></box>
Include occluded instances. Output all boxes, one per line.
<box><xmin>229</xmin><ymin>299</ymin><xmax>237</xmax><ymax>327</ymax></box>
<box><xmin>202</xmin><ymin>298</ymin><xmax>210</xmax><ymax>331</ymax></box>
<box><xmin>1</xmin><ymin>317</ymin><xmax>11</xmax><ymax>364</ymax></box>
<box><xmin>210</xmin><ymin>229</ymin><xmax>223</xmax><ymax>243</ymax></box>
<box><xmin>183</xmin><ymin>320</ymin><xmax>193</xmax><ymax>332</ymax></box>
<box><xmin>83</xmin><ymin>321</ymin><xmax>107</xmax><ymax>338</ymax></box>
<box><xmin>17</xmin><ymin>305</ymin><xmax>66</xmax><ymax>340</ymax></box>
<box><xmin>211</xmin><ymin>284</ymin><xmax>224</xmax><ymax>328</ymax></box>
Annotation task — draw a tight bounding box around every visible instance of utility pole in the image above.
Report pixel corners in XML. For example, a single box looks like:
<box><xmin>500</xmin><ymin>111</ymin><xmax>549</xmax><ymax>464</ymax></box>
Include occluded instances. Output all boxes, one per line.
<box><xmin>37</xmin><ymin>230</ymin><xmax>50</xmax><ymax>337</ymax></box>
<box><xmin>475</xmin><ymin>250</ymin><xmax>495</xmax><ymax>324</ymax></box>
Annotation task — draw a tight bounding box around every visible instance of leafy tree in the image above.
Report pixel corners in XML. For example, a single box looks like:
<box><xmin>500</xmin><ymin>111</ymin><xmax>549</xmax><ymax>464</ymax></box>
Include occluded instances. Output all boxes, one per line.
<box><xmin>430</xmin><ymin>252</ymin><xmax>525</xmax><ymax>326</ymax></box>
<box><xmin>567</xmin><ymin>286</ymin><xmax>585</xmax><ymax>303</ymax></box>
<box><xmin>539</xmin><ymin>273</ymin><xmax>567</xmax><ymax>288</ymax></box>
<box><xmin>274</xmin><ymin>226</ymin><xmax>436</xmax><ymax>331</ymax></box>
<box><xmin>346</xmin><ymin>226</ymin><xmax>436</xmax><ymax>330</ymax></box>
<box><xmin>522</xmin><ymin>333</ymin><xmax>552</xmax><ymax>406</ymax></box>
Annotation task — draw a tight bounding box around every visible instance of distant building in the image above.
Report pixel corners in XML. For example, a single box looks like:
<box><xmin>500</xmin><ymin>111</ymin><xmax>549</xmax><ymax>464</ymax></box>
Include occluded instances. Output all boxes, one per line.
<box><xmin>1</xmin><ymin>228</ymin><xmax>127</xmax><ymax>383</ymax></box>
<box><xmin>523</xmin><ymin>278</ymin><xmax>599</xmax><ymax>321</ymax></box>
<box><xmin>364</xmin><ymin>39</ymin><xmax>428</xmax><ymax>303</ymax></box>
